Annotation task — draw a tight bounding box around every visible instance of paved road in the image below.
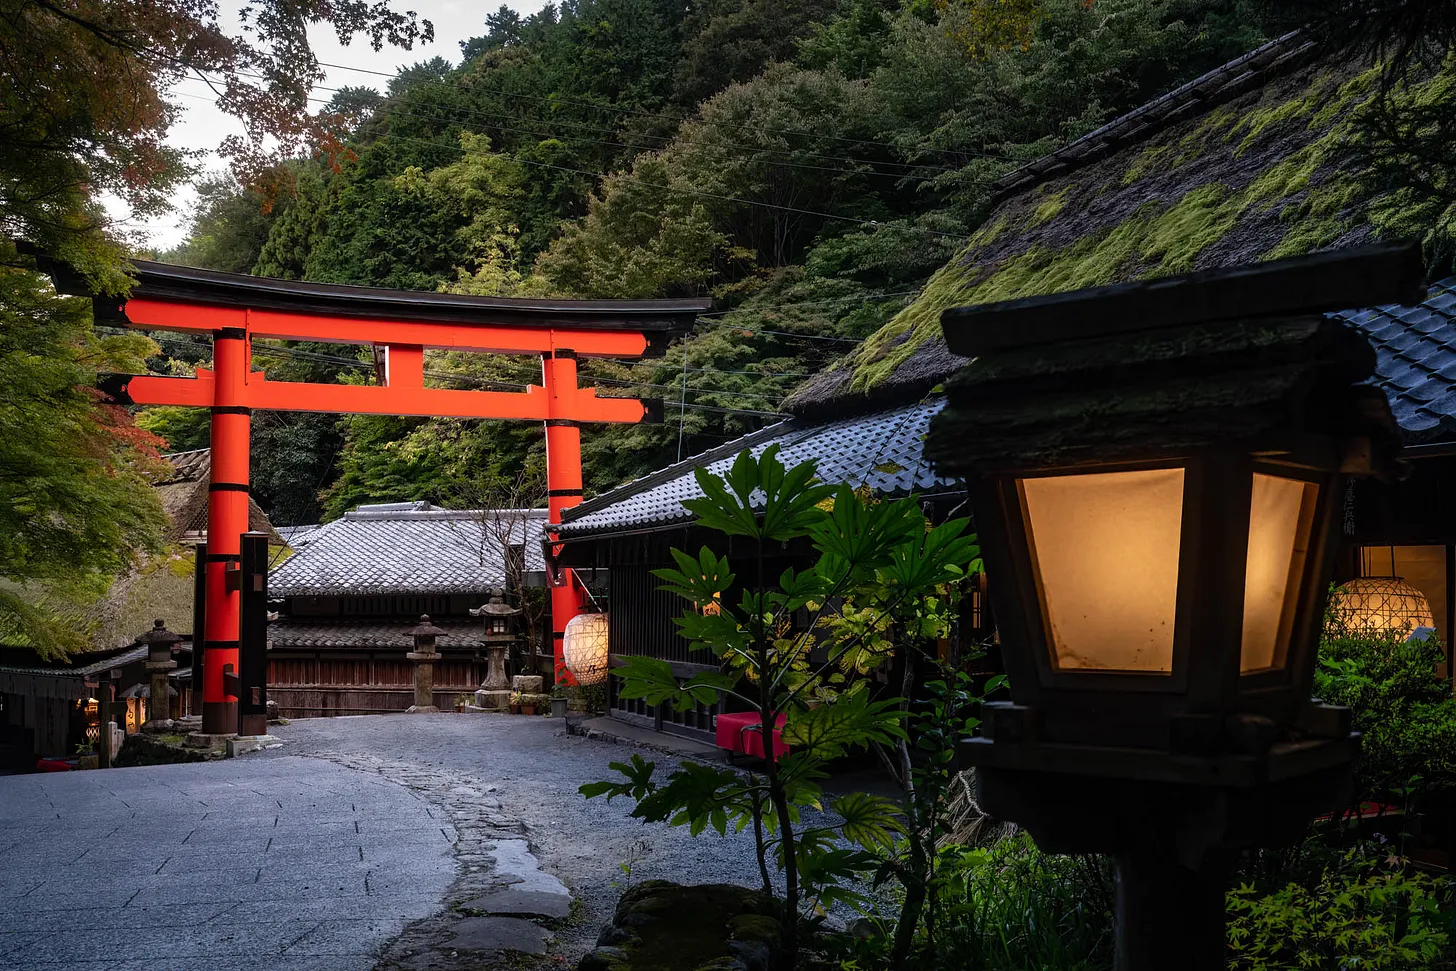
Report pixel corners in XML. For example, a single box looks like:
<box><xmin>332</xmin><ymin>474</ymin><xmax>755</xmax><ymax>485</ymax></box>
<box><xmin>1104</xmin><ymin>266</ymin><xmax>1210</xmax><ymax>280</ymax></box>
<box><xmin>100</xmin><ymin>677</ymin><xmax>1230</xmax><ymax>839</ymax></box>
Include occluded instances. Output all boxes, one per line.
<box><xmin>263</xmin><ymin>714</ymin><xmax>777</xmax><ymax>960</ymax></box>
<box><xmin>0</xmin><ymin>714</ymin><xmax>789</xmax><ymax>970</ymax></box>
<box><xmin>0</xmin><ymin>755</ymin><xmax>455</xmax><ymax>970</ymax></box>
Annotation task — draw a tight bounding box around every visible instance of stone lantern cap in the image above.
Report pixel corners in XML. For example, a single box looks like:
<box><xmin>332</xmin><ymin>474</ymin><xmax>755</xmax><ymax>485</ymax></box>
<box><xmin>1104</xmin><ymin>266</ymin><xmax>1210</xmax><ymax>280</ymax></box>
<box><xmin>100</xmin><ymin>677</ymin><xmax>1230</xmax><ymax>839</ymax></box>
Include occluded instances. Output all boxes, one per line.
<box><xmin>470</xmin><ymin>587</ymin><xmax>522</xmax><ymax>618</ymax></box>
<box><xmin>407</xmin><ymin>614</ymin><xmax>445</xmax><ymax>658</ymax></box>
<box><xmin>407</xmin><ymin>614</ymin><xmax>447</xmax><ymax>638</ymax></box>
<box><xmin>136</xmin><ymin>618</ymin><xmax>184</xmax><ymax>649</ymax></box>
<box><xmin>136</xmin><ymin>619</ymin><xmax>182</xmax><ymax>670</ymax></box>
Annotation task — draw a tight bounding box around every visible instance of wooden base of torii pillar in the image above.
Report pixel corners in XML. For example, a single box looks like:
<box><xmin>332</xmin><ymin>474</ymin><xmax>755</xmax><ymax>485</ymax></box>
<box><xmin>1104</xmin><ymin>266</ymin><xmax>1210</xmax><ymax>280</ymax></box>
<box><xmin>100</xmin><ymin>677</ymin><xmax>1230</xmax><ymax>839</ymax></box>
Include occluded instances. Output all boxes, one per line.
<box><xmin>69</xmin><ymin>259</ymin><xmax>706</xmax><ymax>734</ymax></box>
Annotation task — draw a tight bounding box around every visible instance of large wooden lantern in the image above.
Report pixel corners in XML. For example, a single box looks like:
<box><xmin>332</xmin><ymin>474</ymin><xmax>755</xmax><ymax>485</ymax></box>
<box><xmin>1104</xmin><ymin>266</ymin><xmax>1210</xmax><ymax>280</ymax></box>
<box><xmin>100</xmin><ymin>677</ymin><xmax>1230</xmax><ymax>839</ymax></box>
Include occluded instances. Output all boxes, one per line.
<box><xmin>927</xmin><ymin>244</ymin><xmax>1425</xmax><ymax>971</ymax></box>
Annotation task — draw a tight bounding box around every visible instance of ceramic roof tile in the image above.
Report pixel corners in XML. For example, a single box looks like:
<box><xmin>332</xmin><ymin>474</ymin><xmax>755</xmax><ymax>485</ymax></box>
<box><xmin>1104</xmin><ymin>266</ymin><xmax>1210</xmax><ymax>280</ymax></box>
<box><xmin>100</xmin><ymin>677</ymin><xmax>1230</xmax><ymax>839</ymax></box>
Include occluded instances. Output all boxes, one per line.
<box><xmin>557</xmin><ymin>400</ymin><xmax>954</xmax><ymax>538</ymax></box>
<box><xmin>268</xmin><ymin>617</ymin><xmax>484</xmax><ymax>650</ymax></box>
<box><xmin>271</xmin><ymin>504</ymin><xmax>548</xmax><ymax>596</ymax></box>
<box><xmin>561</xmin><ymin>280</ymin><xmax>1455</xmax><ymax>540</ymax></box>
<box><xmin>1336</xmin><ymin>276</ymin><xmax>1456</xmax><ymax>446</ymax></box>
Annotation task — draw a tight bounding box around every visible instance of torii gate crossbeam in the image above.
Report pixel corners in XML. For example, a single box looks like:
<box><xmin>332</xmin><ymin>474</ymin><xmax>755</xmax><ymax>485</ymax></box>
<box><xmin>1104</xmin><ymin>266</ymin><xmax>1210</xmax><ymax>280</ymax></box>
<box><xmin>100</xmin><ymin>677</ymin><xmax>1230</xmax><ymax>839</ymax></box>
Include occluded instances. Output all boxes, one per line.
<box><xmin>76</xmin><ymin>260</ymin><xmax>707</xmax><ymax>736</ymax></box>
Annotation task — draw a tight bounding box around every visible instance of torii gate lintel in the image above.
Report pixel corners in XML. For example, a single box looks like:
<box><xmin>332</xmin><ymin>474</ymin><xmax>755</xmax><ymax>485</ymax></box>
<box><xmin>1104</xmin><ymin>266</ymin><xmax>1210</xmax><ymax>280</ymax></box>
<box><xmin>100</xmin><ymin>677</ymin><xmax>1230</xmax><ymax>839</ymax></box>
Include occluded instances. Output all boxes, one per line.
<box><xmin>96</xmin><ymin>260</ymin><xmax>705</xmax><ymax>736</ymax></box>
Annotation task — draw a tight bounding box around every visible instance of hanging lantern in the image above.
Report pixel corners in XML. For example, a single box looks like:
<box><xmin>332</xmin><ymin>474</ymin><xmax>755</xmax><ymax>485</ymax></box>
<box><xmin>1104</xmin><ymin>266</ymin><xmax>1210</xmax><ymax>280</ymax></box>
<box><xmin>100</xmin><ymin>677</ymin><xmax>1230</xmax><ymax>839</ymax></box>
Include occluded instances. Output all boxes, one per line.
<box><xmin>563</xmin><ymin>610</ymin><xmax>609</xmax><ymax>686</ymax></box>
<box><xmin>1330</xmin><ymin>576</ymin><xmax>1434</xmax><ymax>638</ymax></box>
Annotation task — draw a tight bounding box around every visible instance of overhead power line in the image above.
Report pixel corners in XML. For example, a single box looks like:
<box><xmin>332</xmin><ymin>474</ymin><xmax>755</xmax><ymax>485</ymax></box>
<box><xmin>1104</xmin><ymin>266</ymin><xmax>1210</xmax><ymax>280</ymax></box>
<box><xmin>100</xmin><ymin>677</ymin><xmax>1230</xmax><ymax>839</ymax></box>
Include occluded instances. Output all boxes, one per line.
<box><xmin>134</xmin><ymin>332</ymin><xmax>789</xmax><ymax>421</ymax></box>
<box><xmin>313</xmin><ymin>57</ymin><xmax>1019</xmax><ymax>165</ymax></box>
<box><xmin>173</xmin><ymin>82</ymin><xmax>973</xmax><ymax>241</ymax></box>
<box><xmin>175</xmin><ymin>69</ymin><xmax>962</xmax><ymax>183</ymax></box>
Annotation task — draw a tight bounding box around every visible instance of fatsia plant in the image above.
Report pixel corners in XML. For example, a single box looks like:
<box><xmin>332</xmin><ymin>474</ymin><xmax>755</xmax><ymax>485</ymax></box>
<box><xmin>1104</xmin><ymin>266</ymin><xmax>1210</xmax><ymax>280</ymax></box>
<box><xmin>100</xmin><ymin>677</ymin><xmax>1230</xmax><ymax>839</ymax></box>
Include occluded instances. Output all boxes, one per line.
<box><xmin>580</xmin><ymin>446</ymin><xmax>982</xmax><ymax>953</ymax></box>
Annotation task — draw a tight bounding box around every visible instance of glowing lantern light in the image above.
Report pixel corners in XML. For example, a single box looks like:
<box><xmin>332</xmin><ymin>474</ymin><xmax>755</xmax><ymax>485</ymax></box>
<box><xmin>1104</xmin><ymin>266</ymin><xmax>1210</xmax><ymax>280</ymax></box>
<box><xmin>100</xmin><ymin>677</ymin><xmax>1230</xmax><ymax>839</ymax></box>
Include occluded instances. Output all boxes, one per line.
<box><xmin>1331</xmin><ymin>576</ymin><xmax>1434</xmax><ymax>638</ymax></box>
<box><xmin>563</xmin><ymin>610</ymin><xmax>610</xmax><ymax>685</ymax></box>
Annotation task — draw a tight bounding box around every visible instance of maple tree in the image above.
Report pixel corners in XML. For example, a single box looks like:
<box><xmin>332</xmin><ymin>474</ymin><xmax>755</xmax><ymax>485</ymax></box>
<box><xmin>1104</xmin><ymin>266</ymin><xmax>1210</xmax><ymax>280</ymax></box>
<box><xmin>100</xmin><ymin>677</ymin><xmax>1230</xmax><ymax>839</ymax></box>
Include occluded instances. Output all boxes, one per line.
<box><xmin>1</xmin><ymin>0</ymin><xmax>433</xmax><ymax>287</ymax></box>
<box><xmin>0</xmin><ymin>0</ymin><xmax>431</xmax><ymax>652</ymax></box>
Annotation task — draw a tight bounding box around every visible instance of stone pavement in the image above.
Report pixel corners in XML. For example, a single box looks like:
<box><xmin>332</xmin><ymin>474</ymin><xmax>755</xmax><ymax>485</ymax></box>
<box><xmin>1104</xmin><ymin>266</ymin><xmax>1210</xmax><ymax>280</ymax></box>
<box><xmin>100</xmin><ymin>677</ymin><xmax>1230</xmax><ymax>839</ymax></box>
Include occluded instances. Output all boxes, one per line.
<box><xmin>0</xmin><ymin>714</ymin><xmax>799</xmax><ymax>970</ymax></box>
<box><xmin>0</xmin><ymin>756</ymin><xmax>457</xmax><ymax>970</ymax></box>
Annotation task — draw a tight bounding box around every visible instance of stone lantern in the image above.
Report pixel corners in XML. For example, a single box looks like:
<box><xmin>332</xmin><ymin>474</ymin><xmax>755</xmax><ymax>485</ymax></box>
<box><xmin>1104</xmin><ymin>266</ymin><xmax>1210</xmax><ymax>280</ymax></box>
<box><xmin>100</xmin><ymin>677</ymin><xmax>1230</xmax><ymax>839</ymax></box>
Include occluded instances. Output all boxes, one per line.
<box><xmin>138</xmin><ymin>619</ymin><xmax>182</xmax><ymax>731</ymax></box>
<box><xmin>927</xmin><ymin>243</ymin><xmax>1425</xmax><ymax>971</ymax></box>
<box><xmin>405</xmin><ymin>614</ymin><xmax>446</xmax><ymax>713</ymax></box>
<box><xmin>470</xmin><ymin>588</ymin><xmax>521</xmax><ymax>711</ymax></box>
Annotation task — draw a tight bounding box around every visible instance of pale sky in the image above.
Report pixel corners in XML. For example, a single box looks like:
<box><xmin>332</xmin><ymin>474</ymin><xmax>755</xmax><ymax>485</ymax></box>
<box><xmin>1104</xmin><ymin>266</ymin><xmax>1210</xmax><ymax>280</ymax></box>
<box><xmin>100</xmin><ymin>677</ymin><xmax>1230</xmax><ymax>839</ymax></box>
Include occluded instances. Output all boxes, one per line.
<box><xmin>108</xmin><ymin>1</ymin><xmax>549</xmax><ymax>251</ymax></box>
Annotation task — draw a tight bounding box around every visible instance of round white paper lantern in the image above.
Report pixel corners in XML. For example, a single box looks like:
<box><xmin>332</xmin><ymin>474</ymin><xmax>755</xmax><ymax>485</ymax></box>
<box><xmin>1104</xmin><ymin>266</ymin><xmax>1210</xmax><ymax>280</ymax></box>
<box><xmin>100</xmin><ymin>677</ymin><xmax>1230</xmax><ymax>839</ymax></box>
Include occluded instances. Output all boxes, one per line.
<box><xmin>1331</xmin><ymin>576</ymin><xmax>1434</xmax><ymax>639</ymax></box>
<box><xmin>563</xmin><ymin>611</ymin><xmax>610</xmax><ymax>685</ymax></box>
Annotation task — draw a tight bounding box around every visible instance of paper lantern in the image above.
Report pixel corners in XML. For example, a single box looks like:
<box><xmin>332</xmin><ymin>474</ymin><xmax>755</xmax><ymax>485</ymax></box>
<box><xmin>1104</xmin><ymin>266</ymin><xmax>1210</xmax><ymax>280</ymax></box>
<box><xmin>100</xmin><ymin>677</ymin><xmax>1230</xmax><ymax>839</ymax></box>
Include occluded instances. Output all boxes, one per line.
<box><xmin>563</xmin><ymin>611</ymin><xmax>610</xmax><ymax>685</ymax></box>
<box><xmin>1331</xmin><ymin>577</ymin><xmax>1434</xmax><ymax>638</ymax></box>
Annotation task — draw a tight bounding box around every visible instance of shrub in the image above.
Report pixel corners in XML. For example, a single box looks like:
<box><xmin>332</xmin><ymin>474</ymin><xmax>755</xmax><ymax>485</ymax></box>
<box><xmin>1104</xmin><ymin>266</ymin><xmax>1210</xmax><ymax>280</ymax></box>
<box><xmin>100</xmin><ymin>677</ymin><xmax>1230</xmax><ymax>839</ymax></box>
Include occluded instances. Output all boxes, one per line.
<box><xmin>1228</xmin><ymin>843</ymin><xmax>1456</xmax><ymax>970</ymax></box>
<box><xmin>1315</xmin><ymin>629</ymin><xmax>1456</xmax><ymax>803</ymax></box>
<box><xmin>929</xmin><ymin>831</ymin><xmax>1115</xmax><ymax>971</ymax></box>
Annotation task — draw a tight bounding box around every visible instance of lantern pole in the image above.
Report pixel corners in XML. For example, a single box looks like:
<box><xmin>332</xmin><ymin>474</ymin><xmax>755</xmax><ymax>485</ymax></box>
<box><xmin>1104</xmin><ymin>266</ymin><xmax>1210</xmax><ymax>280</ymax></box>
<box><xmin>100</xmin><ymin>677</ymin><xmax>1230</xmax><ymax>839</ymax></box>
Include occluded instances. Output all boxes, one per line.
<box><xmin>406</xmin><ymin>615</ymin><xmax>445</xmax><ymax>713</ymax></box>
<box><xmin>929</xmin><ymin>243</ymin><xmax>1428</xmax><ymax>971</ymax></box>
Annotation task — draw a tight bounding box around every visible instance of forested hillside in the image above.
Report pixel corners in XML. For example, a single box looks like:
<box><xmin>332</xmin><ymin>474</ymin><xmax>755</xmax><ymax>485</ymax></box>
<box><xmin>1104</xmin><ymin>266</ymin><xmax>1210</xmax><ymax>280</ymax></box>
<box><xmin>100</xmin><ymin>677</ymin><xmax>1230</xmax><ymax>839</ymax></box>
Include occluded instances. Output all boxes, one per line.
<box><xmin>146</xmin><ymin>0</ymin><xmax>1273</xmax><ymax>525</ymax></box>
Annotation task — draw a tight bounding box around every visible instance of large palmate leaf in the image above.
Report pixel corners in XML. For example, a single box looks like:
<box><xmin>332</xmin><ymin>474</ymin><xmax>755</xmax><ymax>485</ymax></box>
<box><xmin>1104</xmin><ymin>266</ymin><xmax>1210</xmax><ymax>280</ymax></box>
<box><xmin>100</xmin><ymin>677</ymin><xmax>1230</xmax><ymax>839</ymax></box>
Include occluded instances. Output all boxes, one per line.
<box><xmin>830</xmin><ymin>791</ymin><xmax>905</xmax><ymax>852</ymax></box>
<box><xmin>672</xmin><ymin>609</ymin><xmax>752</xmax><ymax>662</ymax></box>
<box><xmin>810</xmin><ymin>488</ymin><xmax>924</xmax><ymax>579</ymax></box>
<box><xmin>579</xmin><ymin>753</ymin><xmax>659</xmax><ymax>803</ymax></box>
<box><xmin>781</xmin><ymin>690</ymin><xmax>908</xmax><ymax>759</ymax></box>
<box><xmin>612</xmin><ymin>655</ymin><xmax>689</xmax><ymax>706</ymax></box>
<box><xmin>681</xmin><ymin>446</ymin><xmax>833</xmax><ymax>542</ymax></box>
<box><xmin>652</xmin><ymin>545</ymin><xmax>735</xmax><ymax>606</ymax></box>
<box><xmin>880</xmin><ymin>516</ymin><xmax>981</xmax><ymax>593</ymax></box>
<box><xmin>632</xmin><ymin>761</ymin><xmax>747</xmax><ymax>835</ymax></box>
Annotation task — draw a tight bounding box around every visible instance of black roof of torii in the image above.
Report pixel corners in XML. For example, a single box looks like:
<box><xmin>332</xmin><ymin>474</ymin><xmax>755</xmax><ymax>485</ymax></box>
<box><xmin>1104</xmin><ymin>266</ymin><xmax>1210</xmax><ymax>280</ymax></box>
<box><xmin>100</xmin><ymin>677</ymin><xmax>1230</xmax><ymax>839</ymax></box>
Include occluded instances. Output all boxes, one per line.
<box><xmin>41</xmin><ymin>255</ymin><xmax>709</xmax><ymax>349</ymax></box>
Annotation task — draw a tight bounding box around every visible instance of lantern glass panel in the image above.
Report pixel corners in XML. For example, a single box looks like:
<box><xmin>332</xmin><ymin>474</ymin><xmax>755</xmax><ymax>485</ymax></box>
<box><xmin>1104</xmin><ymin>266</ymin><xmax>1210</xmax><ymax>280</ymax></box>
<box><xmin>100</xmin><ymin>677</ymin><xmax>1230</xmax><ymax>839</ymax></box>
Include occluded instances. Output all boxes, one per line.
<box><xmin>1018</xmin><ymin>467</ymin><xmax>1184</xmax><ymax>673</ymax></box>
<box><xmin>1241</xmin><ymin>474</ymin><xmax>1319</xmax><ymax>673</ymax></box>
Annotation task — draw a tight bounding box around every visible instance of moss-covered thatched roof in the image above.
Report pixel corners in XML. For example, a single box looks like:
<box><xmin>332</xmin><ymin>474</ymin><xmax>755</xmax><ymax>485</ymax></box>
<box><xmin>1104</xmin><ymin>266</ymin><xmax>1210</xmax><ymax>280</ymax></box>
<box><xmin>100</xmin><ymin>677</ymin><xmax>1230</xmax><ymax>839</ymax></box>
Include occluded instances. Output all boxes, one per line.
<box><xmin>786</xmin><ymin>34</ymin><xmax>1433</xmax><ymax>419</ymax></box>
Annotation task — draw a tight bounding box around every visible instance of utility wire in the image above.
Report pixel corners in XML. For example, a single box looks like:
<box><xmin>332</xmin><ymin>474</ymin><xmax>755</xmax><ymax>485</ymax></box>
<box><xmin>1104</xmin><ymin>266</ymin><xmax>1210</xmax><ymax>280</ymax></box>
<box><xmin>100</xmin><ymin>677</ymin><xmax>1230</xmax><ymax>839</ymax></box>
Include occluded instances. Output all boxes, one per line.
<box><xmin>313</xmin><ymin>58</ymin><xmax>1019</xmax><ymax>165</ymax></box>
<box><xmin>171</xmin><ymin>86</ymin><xmax>972</xmax><ymax>241</ymax></box>
<box><xmin>138</xmin><ymin>332</ymin><xmax>788</xmax><ymax>420</ymax></box>
<box><xmin>175</xmin><ymin>71</ymin><xmax>962</xmax><ymax>182</ymax></box>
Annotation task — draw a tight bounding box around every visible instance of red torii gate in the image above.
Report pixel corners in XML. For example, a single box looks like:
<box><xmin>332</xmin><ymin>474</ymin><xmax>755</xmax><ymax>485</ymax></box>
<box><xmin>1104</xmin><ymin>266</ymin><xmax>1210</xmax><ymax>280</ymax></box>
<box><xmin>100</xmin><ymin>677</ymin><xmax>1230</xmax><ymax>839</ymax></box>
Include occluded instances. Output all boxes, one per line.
<box><xmin>86</xmin><ymin>260</ymin><xmax>706</xmax><ymax>735</ymax></box>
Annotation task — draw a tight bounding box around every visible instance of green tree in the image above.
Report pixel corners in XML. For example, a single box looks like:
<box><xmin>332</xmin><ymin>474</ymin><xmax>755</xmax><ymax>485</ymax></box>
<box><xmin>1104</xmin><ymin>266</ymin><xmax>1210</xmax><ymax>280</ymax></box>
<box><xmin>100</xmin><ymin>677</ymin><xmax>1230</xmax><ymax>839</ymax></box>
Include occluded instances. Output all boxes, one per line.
<box><xmin>160</xmin><ymin>174</ymin><xmax>276</xmax><ymax>274</ymax></box>
<box><xmin>584</xmin><ymin>447</ymin><xmax>981</xmax><ymax>954</ymax></box>
<box><xmin>0</xmin><ymin>267</ymin><xmax>167</xmax><ymax>656</ymax></box>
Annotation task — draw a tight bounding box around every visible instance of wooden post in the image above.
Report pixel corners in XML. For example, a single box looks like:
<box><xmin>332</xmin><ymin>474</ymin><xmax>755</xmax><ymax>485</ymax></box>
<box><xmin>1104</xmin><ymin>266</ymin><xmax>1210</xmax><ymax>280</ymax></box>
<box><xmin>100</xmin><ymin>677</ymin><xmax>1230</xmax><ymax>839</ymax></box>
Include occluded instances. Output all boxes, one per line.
<box><xmin>542</xmin><ymin>349</ymin><xmax>586</xmax><ymax>685</ymax></box>
<box><xmin>202</xmin><ymin>327</ymin><xmax>249</xmax><ymax>735</ymax></box>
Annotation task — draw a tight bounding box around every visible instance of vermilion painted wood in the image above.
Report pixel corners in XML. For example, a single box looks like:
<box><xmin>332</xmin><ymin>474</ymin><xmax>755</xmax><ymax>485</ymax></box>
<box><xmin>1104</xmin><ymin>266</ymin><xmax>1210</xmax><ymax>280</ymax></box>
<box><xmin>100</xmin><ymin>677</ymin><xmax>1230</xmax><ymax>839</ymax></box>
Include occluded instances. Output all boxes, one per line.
<box><xmin>202</xmin><ymin>330</ymin><xmax>248</xmax><ymax>734</ymax></box>
<box><xmin>543</xmin><ymin>352</ymin><xmax>586</xmax><ymax>684</ymax></box>
<box><xmin>123</xmin><ymin>299</ymin><xmax>652</xmax><ymax>357</ymax></box>
<box><xmin>121</xmin><ymin>301</ymin><xmax>663</xmax><ymax>733</ymax></box>
<box><xmin>125</xmin><ymin>372</ymin><xmax>653</xmax><ymax>423</ymax></box>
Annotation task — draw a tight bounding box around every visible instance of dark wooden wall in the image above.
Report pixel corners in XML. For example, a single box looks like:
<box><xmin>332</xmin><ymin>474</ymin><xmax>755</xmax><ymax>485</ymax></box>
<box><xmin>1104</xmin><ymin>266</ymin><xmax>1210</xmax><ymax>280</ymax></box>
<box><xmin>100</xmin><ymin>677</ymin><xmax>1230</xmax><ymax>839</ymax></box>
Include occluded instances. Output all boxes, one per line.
<box><xmin>268</xmin><ymin>654</ymin><xmax>485</xmax><ymax>717</ymax></box>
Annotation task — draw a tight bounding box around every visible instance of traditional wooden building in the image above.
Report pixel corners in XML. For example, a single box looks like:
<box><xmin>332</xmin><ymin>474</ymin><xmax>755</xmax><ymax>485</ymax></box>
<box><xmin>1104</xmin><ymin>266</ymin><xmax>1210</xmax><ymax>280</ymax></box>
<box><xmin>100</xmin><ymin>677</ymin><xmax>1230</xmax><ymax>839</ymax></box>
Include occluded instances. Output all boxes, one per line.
<box><xmin>555</xmin><ymin>31</ymin><xmax>1456</xmax><ymax>744</ymax></box>
<box><xmin>0</xmin><ymin>449</ymin><xmax>252</xmax><ymax>768</ymax></box>
<box><xmin>267</xmin><ymin>502</ymin><xmax>548</xmax><ymax>716</ymax></box>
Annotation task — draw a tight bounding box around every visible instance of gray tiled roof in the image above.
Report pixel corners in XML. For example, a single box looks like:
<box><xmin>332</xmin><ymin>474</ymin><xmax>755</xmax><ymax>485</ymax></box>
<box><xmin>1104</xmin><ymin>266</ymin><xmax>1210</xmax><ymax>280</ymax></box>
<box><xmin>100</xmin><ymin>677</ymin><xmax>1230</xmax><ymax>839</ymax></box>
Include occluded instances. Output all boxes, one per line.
<box><xmin>1338</xmin><ymin>276</ymin><xmax>1456</xmax><ymax>445</ymax></box>
<box><xmin>271</xmin><ymin>504</ymin><xmax>548</xmax><ymax>596</ymax></box>
<box><xmin>558</xmin><ymin>276</ymin><xmax>1456</xmax><ymax>540</ymax></box>
<box><xmin>556</xmin><ymin>399</ymin><xmax>954</xmax><ymax>538</ymax></box>
<box><xmin>268</xmin><ymin>617</ymin><xmax>484</xmax><ymax>650</ymax></box>
<box><xmin>0</xmin><ymin>644</ymin><xmax>148</xmax><ymax>680</ymax></box>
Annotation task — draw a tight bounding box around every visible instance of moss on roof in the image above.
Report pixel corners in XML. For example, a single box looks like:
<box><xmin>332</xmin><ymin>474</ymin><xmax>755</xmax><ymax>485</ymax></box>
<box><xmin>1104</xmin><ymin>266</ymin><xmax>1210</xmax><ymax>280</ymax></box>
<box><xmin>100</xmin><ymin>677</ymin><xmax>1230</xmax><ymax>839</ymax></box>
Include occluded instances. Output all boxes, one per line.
<box><xmin>787</xmin><ymin>53</ymin><xmax>1444</xmax><ymax>418</ymax></box>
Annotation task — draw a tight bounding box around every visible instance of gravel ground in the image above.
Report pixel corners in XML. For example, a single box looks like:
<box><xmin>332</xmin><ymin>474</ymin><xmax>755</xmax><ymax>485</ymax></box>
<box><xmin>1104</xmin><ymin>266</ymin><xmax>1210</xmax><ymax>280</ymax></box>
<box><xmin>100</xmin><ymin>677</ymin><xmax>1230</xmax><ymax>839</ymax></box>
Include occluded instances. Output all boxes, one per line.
<box><xmin>262</xmin><ymin>713</ymin><xmax>849</xmax><ymax>962</ymax></box>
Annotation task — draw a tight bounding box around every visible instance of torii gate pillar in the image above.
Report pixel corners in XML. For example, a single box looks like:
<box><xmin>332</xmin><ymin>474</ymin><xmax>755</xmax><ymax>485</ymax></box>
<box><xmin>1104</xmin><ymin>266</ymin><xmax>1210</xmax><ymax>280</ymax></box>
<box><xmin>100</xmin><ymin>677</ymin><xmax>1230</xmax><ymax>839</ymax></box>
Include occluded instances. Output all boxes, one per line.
<box><xmin>64</xmin><ymin>258</ymin><xmax>707</xmax><ymax>736</ymax></box>
<box><xmin>543</xmin><ymin>350</ymin><xmax>586</xmax><ymax>682</ymax></box>
<box><xmin>202</xmin><ymin>327</ymin><xmax>250</xmax><ymax>733</ymax></box>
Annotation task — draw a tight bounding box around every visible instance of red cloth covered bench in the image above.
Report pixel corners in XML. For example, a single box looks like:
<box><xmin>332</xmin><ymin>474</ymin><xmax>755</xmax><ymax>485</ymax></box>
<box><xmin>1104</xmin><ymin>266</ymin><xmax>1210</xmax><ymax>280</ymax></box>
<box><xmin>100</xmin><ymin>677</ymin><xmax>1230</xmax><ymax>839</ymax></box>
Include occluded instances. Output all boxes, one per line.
<box><xmin>715</xmin><ymin>711</ymin><xmax>789</xmax><ymax>762</ymax></box>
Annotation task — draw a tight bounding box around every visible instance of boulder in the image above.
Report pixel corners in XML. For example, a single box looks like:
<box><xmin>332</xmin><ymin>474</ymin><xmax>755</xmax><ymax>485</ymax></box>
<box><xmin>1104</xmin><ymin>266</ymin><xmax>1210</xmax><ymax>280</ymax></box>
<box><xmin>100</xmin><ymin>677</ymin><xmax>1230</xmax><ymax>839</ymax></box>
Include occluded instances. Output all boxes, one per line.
<box><xmin>511</xmin><ymin>674</ymin><xmax>545</xmax><ymax>693</ymax></box>
<box><xmin>578</xmin><ymin>881</ymin><xmax>786</xmax><ymax>971</ymax></box>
